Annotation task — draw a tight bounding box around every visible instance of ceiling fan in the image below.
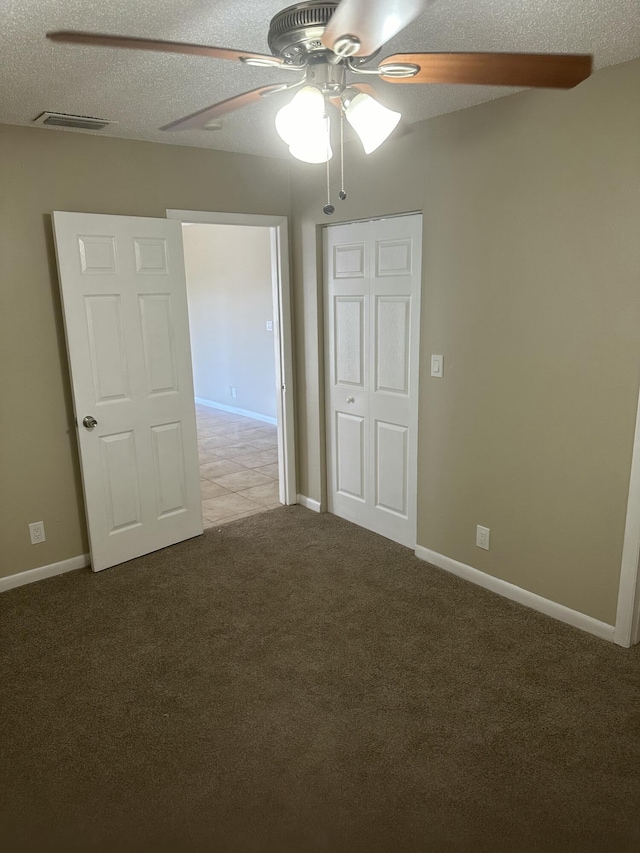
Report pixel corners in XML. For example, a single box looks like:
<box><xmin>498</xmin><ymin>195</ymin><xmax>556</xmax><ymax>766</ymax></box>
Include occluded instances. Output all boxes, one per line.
<box><xmin>47</xmin><ymin>0</ymin><xmax>592</xmax><ymax>210</ymax></box>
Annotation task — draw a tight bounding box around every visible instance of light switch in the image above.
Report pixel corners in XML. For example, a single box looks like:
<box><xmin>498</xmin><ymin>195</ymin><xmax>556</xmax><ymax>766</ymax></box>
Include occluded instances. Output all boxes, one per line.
<box><xmin>266</xmin><ymin>320</ymin><xmax>273</xmax><ymax>332</ymax></box>
<box><xmin>431</xmin><ymin>355</ymin><xmax>444</xmax><ymax>377</ymax></box>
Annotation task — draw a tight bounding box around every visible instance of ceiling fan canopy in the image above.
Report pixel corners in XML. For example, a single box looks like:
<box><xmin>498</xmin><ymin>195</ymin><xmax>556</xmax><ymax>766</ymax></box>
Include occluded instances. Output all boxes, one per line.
<box><xmin>46</xmin><ymin>0</ymin><xmax>593</xmax><ymax>140</ymax></box>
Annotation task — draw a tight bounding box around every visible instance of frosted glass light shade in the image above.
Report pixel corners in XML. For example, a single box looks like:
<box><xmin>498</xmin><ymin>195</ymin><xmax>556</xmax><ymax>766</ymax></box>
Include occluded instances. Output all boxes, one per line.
<box><xmin>275</xmin><ymin>86</ymin><xmax>325</xmax><ymax>145</ymax></box>
<box><xmin>345</xmin><ymin>92</ymin><xmax>401</xmax><ymax>154</ymax></box>
<box><xmin>275</xmin><ymin>87</ymin><xmax>332</xmax><ymax>163</ymax></box>
<box><xmin>289</xmin><ymin>133</ymin><xmax>333</xmax><ymax>164</ymax></box>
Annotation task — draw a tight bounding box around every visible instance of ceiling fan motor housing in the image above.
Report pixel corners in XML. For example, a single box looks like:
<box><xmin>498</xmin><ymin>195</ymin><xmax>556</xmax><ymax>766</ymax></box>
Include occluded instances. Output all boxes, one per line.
<box><xmin>268</xmin><ymin>1</ymin><xmax>337</xmax><ymax>63</ymax></box>
<box><xmin>268</xmin><ymin>1</ymin><xmax>375</xmax><ymax>66</ymax></box>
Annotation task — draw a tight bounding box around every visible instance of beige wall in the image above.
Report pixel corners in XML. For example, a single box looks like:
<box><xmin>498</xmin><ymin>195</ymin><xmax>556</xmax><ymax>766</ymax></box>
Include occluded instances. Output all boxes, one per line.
<box><xmin>183</xmin><ymin>224</ymin><xmax>277</xmax><ymax>419</ymax></box>
<box><xmin>0</xmin><ymin>124</ymin><xmax>290</xmax><ymax>579</ymax></box>
<box><xmin>289</xmin><ymin>58</ymin><xmax>640</xmax><ymax>625</ymax></box>
<box><xmin>2</xmin><ymin>59</ymin><xmax>640</xmax><ymax>628</ymax></box>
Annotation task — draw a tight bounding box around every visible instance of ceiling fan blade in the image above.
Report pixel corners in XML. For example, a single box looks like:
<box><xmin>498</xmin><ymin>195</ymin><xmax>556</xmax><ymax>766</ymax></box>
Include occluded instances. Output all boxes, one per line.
<box><xmin>161</xmin><ymin>84</ymin><xmax>289</xmax><ymax>131</ymax></box>
<box><xmin>322</xmin><ymin>0</ymin><xmax>429</xmax><ymax>57</ymax></box>
<box><xmin>379</xmin><ymin>52</ymin><xmax>593</xmax><ymax>88</ymax></box>
<box><xmin>47</xmin><ymin>31</ymin><xmax>284</xmax><ymax>65</ymax></box>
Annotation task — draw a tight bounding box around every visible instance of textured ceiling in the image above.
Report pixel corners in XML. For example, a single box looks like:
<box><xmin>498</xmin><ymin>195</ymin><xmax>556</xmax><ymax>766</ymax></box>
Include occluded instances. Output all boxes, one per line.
<box><xmin>2</xmin><ymin>0</ymin><xmax>639</xmax><ymax>159</ymax></box>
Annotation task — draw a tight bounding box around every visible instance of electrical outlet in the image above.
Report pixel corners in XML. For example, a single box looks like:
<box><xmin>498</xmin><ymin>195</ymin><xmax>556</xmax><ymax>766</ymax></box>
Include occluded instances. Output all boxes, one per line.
<box><xmin>29</xmin><ymin>521</ymin><xmax>46</xmax><ymax>545</ymax></box>
<box><xmin>266</xmin><ymin>320</ymin><xmax>273</xmax><ymax>332</ymax></box>
<box><xmin>476</xmin><ymin>525</ymin><xmax>490</xmax><ymax>550</ymax></box>
<box><xmin>230</xmin><ymin>386</ymin><xmax>237</xmax><ymax>398</ymax></box>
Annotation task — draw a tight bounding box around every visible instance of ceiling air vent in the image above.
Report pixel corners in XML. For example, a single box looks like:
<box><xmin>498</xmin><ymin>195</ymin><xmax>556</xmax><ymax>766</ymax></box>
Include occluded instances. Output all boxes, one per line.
<box><xmin>32</xmin><ymin>112</ymin><xmax>116</xmax><ymax>130</ymax></box>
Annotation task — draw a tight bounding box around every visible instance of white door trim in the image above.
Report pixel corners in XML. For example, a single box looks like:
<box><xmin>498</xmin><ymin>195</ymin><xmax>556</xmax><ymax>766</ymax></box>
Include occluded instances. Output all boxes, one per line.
<box><xmin>614</xmin><ymin>383</ymin><xmax>640</xmax><ymax>647</ymax></box>
<box><xmin>166</xmin><ymin>209</ymin><xmax>296</xmax><ymax>505</ymax></box>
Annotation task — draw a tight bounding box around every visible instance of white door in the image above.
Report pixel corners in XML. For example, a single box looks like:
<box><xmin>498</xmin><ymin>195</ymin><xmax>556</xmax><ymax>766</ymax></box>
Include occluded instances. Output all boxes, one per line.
<box><xmin>52</xmin><ymin>212</ymin><xmax>202</xmax><ymax>572</ymax></box>
<box><xmin>324</xmin><ymin>214</ymin><xmax>422</xmax><ymax>548</ymax></box>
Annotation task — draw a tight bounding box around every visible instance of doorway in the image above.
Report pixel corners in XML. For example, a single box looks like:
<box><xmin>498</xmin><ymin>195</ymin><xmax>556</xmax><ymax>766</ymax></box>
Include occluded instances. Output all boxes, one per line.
<box><xmin>182</xmin><ymin>222</ymin><xmax>281</xmax><ymax>527</ymax></box>
<box><xmin>52</xmin><ymin>209</ymin><xmax>295</xmax><ymax>574</ymax></box>
<box><xmin>167</xmin><ymin>209</ymin><xmax>296</xmax><ymax>521</ymax></box>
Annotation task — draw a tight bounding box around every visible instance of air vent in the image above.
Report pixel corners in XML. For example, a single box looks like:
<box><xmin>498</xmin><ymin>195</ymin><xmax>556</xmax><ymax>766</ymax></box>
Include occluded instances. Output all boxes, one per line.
<box><xmin>32</xmin><ymin>112</ymin><xmax>116</xmax><ymax>131</ymax></box>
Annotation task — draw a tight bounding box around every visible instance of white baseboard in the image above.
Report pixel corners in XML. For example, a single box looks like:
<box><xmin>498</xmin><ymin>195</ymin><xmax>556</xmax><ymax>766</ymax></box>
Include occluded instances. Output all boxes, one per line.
<box><xmin>0</xmin><ymin>553</ymin><xmax>91</xmax><ymax>593</ymax></box>
<box><xmin>415</xmin><ymin>546</ymin><xmax>615</xmax><ymax>643</ymax></box>
<box><xmin>297</xmin><ymin>494</ymin><xmax>322</xmax><ymax>513</ymax></box>
<box><xmin>195</xmin><ymin>397</ymin><xmax>277</xmax><ymax>425</ymax></box>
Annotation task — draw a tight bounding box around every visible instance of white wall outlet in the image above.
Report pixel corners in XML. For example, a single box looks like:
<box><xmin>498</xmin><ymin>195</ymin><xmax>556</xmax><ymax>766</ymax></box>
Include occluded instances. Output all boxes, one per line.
<box><xmin>230</xmin><ymin>386</ymin><xmax>237</xmax><ymax>398</ymax></box>
<box><xmin>29</xmin><ymin>521</ymin><xmax>46</xmax><ymax>545</ymax></box>
<box><xmin>431</xmin><ymin>354</ymin><xmax>444</xmax><ymax>377</ymax></box>
<box><xmin>476</xmin><ymin>525</ymin><xmax>490</xmax><ymax>550</ymax></box>
<box><xmin>266</xmin><ymin>320</ymin><xmax>273</xmax><ymax>332</ymax></box>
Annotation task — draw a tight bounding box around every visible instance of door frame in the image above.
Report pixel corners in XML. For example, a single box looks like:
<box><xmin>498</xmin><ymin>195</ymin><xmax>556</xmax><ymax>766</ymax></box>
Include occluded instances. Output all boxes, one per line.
<box><xmin>322</xmin><ymin>212</ymin><xmax>423</xmax><ymax>548</ymax></box>
<box><xmin>614</xmin><ymin>382</ymin><xmax>640</xmax><ymax>647</ymax></box>
<box><xmin>166</xmin><ymin>209</ymin><xmax>296</xmax><ymax>506</ymax></box>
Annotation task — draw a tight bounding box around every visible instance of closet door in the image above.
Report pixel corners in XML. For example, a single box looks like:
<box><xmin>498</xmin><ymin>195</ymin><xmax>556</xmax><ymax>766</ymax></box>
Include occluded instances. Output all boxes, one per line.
<box><xmin>324</xmin><ymin>214</ymin><xmax>422</xmax><ymax>548</ymax></box>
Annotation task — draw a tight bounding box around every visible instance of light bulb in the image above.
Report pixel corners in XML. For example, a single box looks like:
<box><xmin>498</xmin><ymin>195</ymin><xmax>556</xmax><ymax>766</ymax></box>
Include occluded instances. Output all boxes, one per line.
<box><xmin>288</xmin><ymin>137</ymin><xmax>333</xmax><ymax>164</ymax></box>
<box><xmin>345</xmin><ymin>92</ymin><xmax>401</xmax><ymax>154</ymax></box>
<box><xmin>275</xmin><ymin>86</ymin><xmax>325</xmax><ymax>146</ymax></box>
<box><xmin>288</xmin><ymin>115</ymin><xmax>333</xmax><ymax>164</ymax></box>
<box><xmin>275</xmin><ymin>88</ymin><xmax>332</xmax><ymax>164</ymax></box>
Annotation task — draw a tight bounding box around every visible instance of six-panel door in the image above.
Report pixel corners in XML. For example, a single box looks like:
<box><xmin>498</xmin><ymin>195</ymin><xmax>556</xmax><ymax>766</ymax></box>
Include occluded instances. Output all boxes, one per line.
<box><xmin>53</xmin><ymin>212</ymin><xmax>202</xmax><ymax>571</ymax></box>
<box><xmin>324</xmin><ymin>215</ymin><xmax>422</xmax><ymax>548</ymax></box>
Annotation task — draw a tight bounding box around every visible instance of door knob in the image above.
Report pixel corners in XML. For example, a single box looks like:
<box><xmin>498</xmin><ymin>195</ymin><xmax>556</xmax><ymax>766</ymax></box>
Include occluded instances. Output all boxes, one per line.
<box><xmin>82</xmin><ymin>415</ymin><xmax>98</xmax><ymax>429</ymax></box>
<box><xmin>346</xmin><ymin>396</ymin><xmax>355</xmax><ymax>404</ymax></box>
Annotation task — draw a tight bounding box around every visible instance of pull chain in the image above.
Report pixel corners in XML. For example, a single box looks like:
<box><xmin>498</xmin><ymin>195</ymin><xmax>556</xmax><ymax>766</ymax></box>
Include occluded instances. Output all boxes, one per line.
<box><xmin>339</xmin><ymin>111</ymin><xmax>347</xmax><ymax>201</ymax></box>
<box><xmin>323</xmin><ymin>112</ymin><xmax>334</xmax><ymax>216</ymax></box>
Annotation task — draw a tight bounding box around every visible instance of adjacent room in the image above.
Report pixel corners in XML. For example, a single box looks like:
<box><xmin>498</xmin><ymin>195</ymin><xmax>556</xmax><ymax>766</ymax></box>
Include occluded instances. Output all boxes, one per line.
<box><xmin>182</xmin><ymin>222</ymin><xmax>282</xmax><ymax>526</ymax></box>
<box><xmin>1</xmin><ymin>0</ymin><xmax>640</xmax><ymax>850</ymax></box>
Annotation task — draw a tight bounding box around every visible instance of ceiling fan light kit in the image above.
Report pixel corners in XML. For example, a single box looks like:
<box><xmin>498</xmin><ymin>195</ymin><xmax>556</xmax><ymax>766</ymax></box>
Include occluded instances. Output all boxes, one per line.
<box><xmin>46</xmin><ymin>0</ymin><xmax>593</xmax><ymax>213</ymax></box>
<box><xmin>274</xmin><ymin>79</ymin><xmax>401</xmax><ymax>162</ymax></box>
<box><xmin>343</xmin><ymin>91</ymin><xmax>401</xmax><ymax>154</ymax></box>
<box><xmin>275</xmin><ymin>86</ymin><xmax>334</xmax><ymax>163</ymax></box>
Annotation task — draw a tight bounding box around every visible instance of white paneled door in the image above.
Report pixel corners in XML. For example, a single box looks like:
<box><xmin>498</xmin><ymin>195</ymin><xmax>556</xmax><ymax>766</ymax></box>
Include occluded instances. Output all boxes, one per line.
<box><xmin>324</xmin><ymin>214</ymin><xmax>422</xmax><ymax>548</ymax></box>
<box><xmin>53</xmin><ymin>212</ymin><xmax>202</xmax><ymax>571</ymax></box>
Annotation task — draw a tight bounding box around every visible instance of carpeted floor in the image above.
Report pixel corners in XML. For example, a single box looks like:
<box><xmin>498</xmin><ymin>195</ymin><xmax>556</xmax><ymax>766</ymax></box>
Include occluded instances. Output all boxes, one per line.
<box><xmin>2</xmin><ymin>506</ymin><xmax>640</xmax><ymax>853</ymax></box>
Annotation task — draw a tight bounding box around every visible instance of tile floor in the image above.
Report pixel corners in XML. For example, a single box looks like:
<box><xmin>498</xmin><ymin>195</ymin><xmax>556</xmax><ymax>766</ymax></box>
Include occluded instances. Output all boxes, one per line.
<box><xmin>196</xmin><ymin>404</ymin><xmax>280</xmax><ymax>528</ymax></box>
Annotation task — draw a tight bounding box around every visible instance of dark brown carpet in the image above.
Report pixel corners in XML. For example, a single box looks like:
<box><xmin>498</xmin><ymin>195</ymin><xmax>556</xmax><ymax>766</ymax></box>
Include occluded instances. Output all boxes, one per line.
<box><xmin>2</xmin><ymin>506</ymin><xmax>640</xmax><ymax>852</ymax></box>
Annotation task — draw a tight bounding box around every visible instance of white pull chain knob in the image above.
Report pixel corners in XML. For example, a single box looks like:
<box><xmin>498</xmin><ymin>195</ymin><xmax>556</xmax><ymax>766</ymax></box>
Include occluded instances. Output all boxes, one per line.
<box><xmin>346</xmin><ymin>396</ymin><xmax>355</xmax><ymax>403</ymax></box>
